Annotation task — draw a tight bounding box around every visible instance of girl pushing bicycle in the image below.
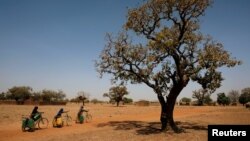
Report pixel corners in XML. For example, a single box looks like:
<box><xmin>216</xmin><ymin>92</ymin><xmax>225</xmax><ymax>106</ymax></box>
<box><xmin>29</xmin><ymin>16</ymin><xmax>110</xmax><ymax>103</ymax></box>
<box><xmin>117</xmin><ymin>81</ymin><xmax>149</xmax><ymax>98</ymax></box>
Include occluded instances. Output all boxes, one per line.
<box><xmin>52</xmin><ymin>108</ymin><xmax>64</xmax><ymax>127</ymax></box>
<box><xmin>76</xmin><ymin>105</ymin><xmax>88</xmax><ymax>124</ymax></box>
<box><xmin>22</xmin><ymin>106</ymin><xmax>47</xmax><ymax>132</ymax></box>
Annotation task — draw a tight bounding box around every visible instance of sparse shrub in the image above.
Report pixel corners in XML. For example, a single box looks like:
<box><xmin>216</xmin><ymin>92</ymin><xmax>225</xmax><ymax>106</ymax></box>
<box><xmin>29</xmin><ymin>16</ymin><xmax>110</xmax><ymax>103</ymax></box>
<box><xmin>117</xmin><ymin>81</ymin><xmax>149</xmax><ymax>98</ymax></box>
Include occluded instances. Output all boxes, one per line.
<box><xmin>123</xmin><ymin>97</ymin><xmax>133</xmax><ymax>104</ymax></box>
<box><xmin>246</xmin><ymin>102</ymin><xmax>250</xmax><ymax>108</ymax></box>
<box><xmin>135</xmin><ymin>100</ymin><xmax>150</xmax><ymax>106</ymax></box>
<box><xmin>231</xmin><ymin>102</ymin><xmax>237</xmax><ymax>106</ymax></box>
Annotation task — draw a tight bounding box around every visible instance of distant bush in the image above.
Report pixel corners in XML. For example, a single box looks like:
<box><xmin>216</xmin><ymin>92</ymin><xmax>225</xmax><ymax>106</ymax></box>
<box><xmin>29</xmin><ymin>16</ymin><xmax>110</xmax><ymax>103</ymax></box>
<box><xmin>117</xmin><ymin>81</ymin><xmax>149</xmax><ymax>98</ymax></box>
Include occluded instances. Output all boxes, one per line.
<box><xmin>179</xmin><ymin>97</ymin><xmax>191</xmax><ymax>106</ymax></box>
<box><xmin>179</xmin><ymin>102</ymin><xmax>190</xmax><ymax>106</ymax></box>
<box><xmin>246</xmin><ymin>102</ymin><xmax>250</xmax><ymax>108</ymax></box>
<box><xmin>91</xmin><ymin>99</ymin><xmax>105</xmax><ymax>104</ymax></box>
<box><xmin>39</xmin><ymin>101</ymin><xmax>67</xmax><ymax>105</ymax></box>
<box><xmin>231</xmin><ymin>102</ymin><xmax>237</xmax><ymax>106</ymax></box>
<box><xmin>150</xmin><ymin>101</ymin><xmax>160</xmax><ymax>106</ymax></box>
<box><xmin>135</xmin><ymin>100</ymin><xmax>150</xmax><ymax>106</ymax></box>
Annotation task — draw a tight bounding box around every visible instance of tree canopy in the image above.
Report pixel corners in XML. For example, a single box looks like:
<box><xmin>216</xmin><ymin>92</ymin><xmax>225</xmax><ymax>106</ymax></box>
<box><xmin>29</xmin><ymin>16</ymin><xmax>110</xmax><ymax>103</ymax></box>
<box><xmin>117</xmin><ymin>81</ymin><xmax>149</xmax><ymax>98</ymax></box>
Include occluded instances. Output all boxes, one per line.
<box><xmin>228</xmin><ymin>90</ymin><xmax>239</xmax><ymax>104</ymax></box>
<box><xmin>103</xmin><ymin>85</ymin><xmax>129</xmax><ymax>107</ymax></box>
<box><xmin>239</xmin><ymin>87</ymin><xmax>250</xmax><ymax>105</ymax></box>
<box><xmin>217</xmin><ymin>93</ymin><xmax>230</xmax><ymax>106</ymax></box>
<box><xmin>192</xmin><ymin>89</ymin><xmax>212</xmax><ymax>105</ymax></box>
<box><xmin>7</xmin><ymin>86</ymin><xmax>32</xmax><ymax>103</ymax></box>
<box><xmin>96</xmin><ymin>0</ymin><xmax>240</xmax><ymax>132</ymax></box>
<box><xmin>41</xmin><ymin>89</ymin><xmax>66</xmax><ymax>102</ymax></box>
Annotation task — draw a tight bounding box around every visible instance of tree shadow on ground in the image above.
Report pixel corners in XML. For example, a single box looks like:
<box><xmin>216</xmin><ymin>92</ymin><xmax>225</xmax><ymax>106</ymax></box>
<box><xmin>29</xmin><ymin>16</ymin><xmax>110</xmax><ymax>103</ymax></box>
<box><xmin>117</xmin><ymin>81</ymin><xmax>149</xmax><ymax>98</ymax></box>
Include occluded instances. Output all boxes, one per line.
<box><xmin>97</xmin><ymin>120</ymin><xmax>207</xmax><ymax>135</ymax></box>
<box><xmin>176</xmin><ymin>121</ymin><xmax>208</xmax><ymax>131</ymax></box>
<box><xmin>97</xmin><ymin>121</ymin><xmax>161</xmax><ymax>135</ymax></box>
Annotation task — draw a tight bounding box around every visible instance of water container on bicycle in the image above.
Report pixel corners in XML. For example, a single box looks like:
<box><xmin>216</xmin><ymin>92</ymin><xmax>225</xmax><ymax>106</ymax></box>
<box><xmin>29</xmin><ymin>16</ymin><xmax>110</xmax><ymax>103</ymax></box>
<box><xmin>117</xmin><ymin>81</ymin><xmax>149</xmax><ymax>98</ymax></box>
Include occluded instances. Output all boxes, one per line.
<box><xmin>53</xmin><ymin>117</ymin><xmax>63</xmax><ymax>127</ymax></box>
<box><xmin>79</xmin><ymin>115</ymin><xmax>84</xmax><ymax>123</ymax></box>
<box><xmin>33</xmin><ymin>113</ymin><xmax>41</xmax><ymax>121</ymax></box>
<box><xmin>56</xmin><ymin>117</ymin><xmax>63</xmax><ymax>126</ymax></box>
<box><xmin>27</xmin><ymin>118</ymin><xmax>34</xmax><ymax>128</ymax></box>
<box><xmin>22</xmin><ymin>118</ymin><xmax>34</xmax><ymax>128</ymax></box>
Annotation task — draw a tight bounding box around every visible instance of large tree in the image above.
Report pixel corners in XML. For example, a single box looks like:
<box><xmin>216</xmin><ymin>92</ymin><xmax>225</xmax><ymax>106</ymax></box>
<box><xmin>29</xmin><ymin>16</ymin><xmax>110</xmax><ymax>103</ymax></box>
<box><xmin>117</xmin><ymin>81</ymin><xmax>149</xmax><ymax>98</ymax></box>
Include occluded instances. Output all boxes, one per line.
<box><xmin>96</xmin><ymin>0</ymin><xmax>240</xmax><ymax>132</ymax></box>
<box><xmin>103</xmin><ymin>85</ymin><xmax>129</xmax><ymax>107</ymax></box>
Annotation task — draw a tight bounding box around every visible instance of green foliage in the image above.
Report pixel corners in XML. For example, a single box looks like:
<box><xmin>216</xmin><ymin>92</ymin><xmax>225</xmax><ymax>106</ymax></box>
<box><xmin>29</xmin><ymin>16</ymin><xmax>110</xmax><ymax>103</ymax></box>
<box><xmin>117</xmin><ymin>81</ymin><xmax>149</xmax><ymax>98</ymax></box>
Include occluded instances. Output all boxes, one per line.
<box><xmin>203</xmin><ymin>95</ymin><xmax>213</xmax><ymax>105</ymax></box>
<box><xmin>90</xmin><ymin>98</ymin><xmax>105</xmax><ymax>104</ymax></box>
<box><xmin>217</xmin><ymin>93</ymin><xmax>231</xmax><ymax>106</ymax></box>
<box><xmin>31</xmin><ymin>92</ymin><xmax>42</xmax><ymax>102</ymax></box>
<box><xmin>192</xmin><ymin>89</ymin><xmax>212</xmax><ymax>105</ymax></box>
<box><xmin>239</xmin><ymin>87</ymin><xmax>250</xmax><ymax>105</ymax></box>
<box><xmin>0</xmin><ymin>92</ymin><xmax>6</xmax><ymax>100</ymax></box>
<box><xmin>41</xmin><ymin>89</ymin><xmax>66</xmax><ymax>102</ymax></box>
<box><xmin>136</xmin><ymin>100</ymin><xmax>150</xmax><ymax>106</ymax></box>
<box><xmin>1</xmin><ymin>86</ymin><xmax>69</xmax><ymax>105</ymax></box>
<box><xmin>91</xmin><ymin>98</ymin><xmax>99</xmax><ymax>104</ymax></box>
<box><xmin>123</xmin><ymin>97</ymin><xmax>133</xmax><ymax>104</ymax></box>
<box><xmin>7</xmin><ymin>86</ymin><xmax>32</xmax><ymax>103</ymax></box>
<box><xmin>181</xmin><ymin>97</ymin><xmax>191</xmax><ymax>103</ymax></box>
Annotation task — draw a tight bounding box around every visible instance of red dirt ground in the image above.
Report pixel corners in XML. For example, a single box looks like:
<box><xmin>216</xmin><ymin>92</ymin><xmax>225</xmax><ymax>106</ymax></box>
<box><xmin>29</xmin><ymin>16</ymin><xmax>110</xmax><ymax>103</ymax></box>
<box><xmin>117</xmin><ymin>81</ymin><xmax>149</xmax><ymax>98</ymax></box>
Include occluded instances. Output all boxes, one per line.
<box><xmin>0</xmin><ymin>104</ymin><xmax>249</xmax><ymax>141</ymax></box>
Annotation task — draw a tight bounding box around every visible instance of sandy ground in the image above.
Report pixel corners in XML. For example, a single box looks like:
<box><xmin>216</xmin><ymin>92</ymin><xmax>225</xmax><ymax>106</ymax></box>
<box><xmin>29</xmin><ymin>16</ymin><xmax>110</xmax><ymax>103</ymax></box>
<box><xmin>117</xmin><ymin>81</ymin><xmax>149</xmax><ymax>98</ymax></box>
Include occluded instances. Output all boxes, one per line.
<box><xmin>0</xmin><ymin>103</ymin><xmax>249</xmax><ymax>141</ymax></box>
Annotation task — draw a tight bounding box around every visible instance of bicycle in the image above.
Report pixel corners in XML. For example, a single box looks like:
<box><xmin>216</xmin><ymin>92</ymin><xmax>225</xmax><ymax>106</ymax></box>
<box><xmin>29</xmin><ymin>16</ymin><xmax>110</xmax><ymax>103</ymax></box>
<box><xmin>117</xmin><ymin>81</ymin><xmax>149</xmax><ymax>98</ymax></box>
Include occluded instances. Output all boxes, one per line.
<box><xmin>62</xmin><ymin>111</ymin><xmax>72</xmax><ymax>126</ymax></box>
<box><xmin>34</xmin><ymin>112</ymin><xmax>49</xmax><ymax>129</ymax></box>
<box><xmin>22</xmin><ymin>112</ymin><xmax>48</xmax><ymax>132</ymax></box>
<box><xmin>21</xmin><ymin>115</ymin><xmax>34</xmax><ymax>132</ymax></box>
<box><xmin>75</xmin><ymin>110</ymin><xmax>92</xmax><ymax>123</ymax></box>
<box><xmin>84</xmin><ymin>111</ymin><xmax>92</xmax><ymax>123</ymax></box>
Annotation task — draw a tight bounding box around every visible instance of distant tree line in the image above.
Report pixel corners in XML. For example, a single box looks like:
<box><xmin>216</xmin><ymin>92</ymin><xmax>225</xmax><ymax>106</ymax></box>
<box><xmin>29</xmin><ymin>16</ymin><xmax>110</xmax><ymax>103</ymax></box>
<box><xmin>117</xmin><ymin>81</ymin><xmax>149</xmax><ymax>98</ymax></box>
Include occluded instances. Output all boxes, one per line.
<box><xmin>0</xmin><ymin>86</ymin><xmax>133</xmax><ymax>105</ymax></box>
<box><xmin>217</xmin><ymin>87</ymin><xmax>250</xmax><ymax>106</ymax></box>
<box><xmin>0</xmin><ymin>86</ymin><xmax>67</xmax><ymax>104</ymax></box>
<box><xmin>180</xmin><ymin>87</ymin><xmax>250</xmax><ymax>106</ymax></box>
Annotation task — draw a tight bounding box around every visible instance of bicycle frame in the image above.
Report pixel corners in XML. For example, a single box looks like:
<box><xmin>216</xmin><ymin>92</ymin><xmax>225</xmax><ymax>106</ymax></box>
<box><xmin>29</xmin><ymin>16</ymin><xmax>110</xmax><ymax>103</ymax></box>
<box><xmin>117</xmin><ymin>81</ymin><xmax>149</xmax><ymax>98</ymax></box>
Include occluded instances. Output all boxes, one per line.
<box><xmin>62</xmin><ymin>111</ymin><xmax>72</xmax><ymax>126</ymax></box>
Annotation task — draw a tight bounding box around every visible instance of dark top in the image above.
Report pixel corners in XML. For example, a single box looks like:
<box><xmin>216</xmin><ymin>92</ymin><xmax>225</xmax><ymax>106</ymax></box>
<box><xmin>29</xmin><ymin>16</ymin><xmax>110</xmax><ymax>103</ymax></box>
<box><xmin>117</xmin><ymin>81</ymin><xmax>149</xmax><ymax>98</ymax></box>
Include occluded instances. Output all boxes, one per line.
<box><xmin>55</xmin><ymin>108</ymin><xmax>64</xmax><ymax>117</ymax></box>
<box><xmin>78</xmin><ymin>106</ymin><xmax>87</xmax><ymax>116</ymax></box>
<box><xmin>30</xmin><ymin>106</ymin><xmax>39</xmax><ymax>119</ymax></box>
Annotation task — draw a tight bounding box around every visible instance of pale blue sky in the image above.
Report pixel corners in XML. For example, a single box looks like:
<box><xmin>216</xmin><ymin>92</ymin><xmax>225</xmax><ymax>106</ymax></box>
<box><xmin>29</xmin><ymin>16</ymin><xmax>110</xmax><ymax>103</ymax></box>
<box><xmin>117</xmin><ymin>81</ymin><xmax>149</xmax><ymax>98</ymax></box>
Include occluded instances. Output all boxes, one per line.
<box><xmin>0</xmin><ymin>0</ymin><xmax>249</xmax><ymax>101</ymax></box>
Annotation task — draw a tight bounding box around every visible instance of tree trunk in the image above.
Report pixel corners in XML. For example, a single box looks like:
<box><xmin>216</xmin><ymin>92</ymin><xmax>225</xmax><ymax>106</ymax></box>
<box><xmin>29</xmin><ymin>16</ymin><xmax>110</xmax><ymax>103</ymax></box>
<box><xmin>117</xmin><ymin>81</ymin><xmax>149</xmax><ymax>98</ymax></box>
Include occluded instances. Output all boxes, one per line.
<box><xmin>158</xmin><ymin>85</ymin><xmax>184</xmax><ymax>132</ymax></box>
<box><xmin>158</xmin><ymin>94</ymin><xmax>167</xmax><ymax>131</ymax></box>
<box><xmin>166</xmin><ymin>93</ymin><xmax>182</xmax><ymax>132</ymax></box>
<box><xmin>116</xmin><ymin>101</ymin><xmax>119</xmax><ymax>107</ymax></box>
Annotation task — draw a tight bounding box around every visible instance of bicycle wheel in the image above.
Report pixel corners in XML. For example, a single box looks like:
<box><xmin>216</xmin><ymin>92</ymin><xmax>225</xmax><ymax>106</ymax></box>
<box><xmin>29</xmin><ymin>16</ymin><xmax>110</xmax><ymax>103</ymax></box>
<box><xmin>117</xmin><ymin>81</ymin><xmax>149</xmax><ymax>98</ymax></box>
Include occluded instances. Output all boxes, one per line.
<box><xmin>85</xmin><ymin>114</ymin><xmax>92</xmax><ymax>123</ymax></box>
<box><xmin>65</xmin><ymin>116</ymin><xmax>72</xmax><ymax>126</ymax></box>
<box><xmin>22</xmin><ymin>125</ymin><xmax>31</xmax><ymax>132</ymax></box>
<box><xmin>38</xmin><ymin>117</ymin><xmax>48</xmax><ymax>129</ymax></box>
